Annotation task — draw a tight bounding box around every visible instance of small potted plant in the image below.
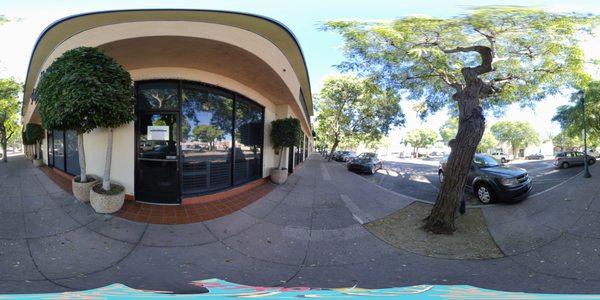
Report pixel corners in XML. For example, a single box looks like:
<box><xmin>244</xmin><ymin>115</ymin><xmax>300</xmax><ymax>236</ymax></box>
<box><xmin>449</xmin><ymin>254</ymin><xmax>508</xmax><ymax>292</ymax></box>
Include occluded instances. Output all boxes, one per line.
<box><xmin>24</xmin><ymin>123</ymin><xmax>44</xmax><ymax>167</ymax></box>
<box><xmin>269</xmin><ymin>117</ymin><xmax>301</xmax><ymax>184</ymax></box>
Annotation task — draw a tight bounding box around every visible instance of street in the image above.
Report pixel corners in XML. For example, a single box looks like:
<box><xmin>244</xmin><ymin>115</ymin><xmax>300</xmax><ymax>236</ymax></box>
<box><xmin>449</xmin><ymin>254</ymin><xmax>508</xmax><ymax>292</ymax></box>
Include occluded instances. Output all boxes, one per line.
<box><xmin>343</xmin><ymin>157</ymin><xmax>584</xmax><ymax>205</ymax></box>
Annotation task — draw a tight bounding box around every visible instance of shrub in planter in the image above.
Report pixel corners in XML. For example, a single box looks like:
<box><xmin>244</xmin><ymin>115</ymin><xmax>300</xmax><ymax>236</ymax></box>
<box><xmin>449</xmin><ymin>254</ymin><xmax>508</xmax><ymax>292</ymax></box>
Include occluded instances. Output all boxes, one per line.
<box><xmin>24</xmin><ymin>123</ymin><xmax>44</xmax><ymax>167</ymax></box>
<box><xmin>269</xmin><ymin>117</ymin><xmax>301</xmax><ymax>184</ymax></box>
<box><xmin>37</xmin><ymin>47</ymin><xmax>134</xmax><ymax>208</ymax></box>
<box><xmin>22</xmin><ymin>130</ymin><xmax>34</xmax><ymax>160</ymax></box>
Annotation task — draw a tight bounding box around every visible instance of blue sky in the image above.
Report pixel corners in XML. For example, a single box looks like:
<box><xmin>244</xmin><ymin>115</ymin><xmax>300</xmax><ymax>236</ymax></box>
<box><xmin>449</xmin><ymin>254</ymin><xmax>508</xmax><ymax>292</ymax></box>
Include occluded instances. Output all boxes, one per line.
<box><xmin>1</xmin><ymin>0</ymin><xmax>599</xmax><ymax>143</ymax></box>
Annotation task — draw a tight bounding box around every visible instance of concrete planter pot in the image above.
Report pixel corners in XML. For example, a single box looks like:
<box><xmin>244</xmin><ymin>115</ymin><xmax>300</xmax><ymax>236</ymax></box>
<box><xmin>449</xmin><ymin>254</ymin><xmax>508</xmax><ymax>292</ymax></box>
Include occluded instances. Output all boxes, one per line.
<box><xmin>89</xmin><ymin>182</ymin><xmax>125</xmax><ymax>214</ymax></box>
<box><xmin>32</xmin><ymin>158</ymin><xmax>43</xmax><ymax>167</ymax></box>
<box><xmin>270</xmin><ymin>168</ymin><xmax>288</xmax><ymax>184</ymax></box>
<box><xmin>72</xmin><ymin>176</ymin><xmax>98</xmax><ymax>203</ymax></box>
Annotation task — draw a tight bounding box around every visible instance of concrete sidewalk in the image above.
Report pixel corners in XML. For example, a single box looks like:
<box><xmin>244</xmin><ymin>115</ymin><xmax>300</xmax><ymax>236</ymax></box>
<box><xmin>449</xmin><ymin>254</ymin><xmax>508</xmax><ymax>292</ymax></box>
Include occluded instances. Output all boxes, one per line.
<box><xmin>0</xmin><ymin>154</ymin><xmax>599</xmax><ymax>294</ymax></box>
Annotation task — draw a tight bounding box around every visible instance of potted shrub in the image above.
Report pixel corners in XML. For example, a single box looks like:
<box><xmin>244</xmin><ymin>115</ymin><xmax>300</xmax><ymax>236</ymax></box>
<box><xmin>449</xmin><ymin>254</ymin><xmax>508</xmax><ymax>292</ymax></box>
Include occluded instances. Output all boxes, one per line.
<box><xmin>24</xmin><ymin>123</ymin><xmax>44</xmax><ymax>167</ymax></box>
<box><xmin>37</xmin><ymin>47</ymin><xmax>133</xmax><ymax>207</ymax></box>
<box><xmin>21</xmin><ymin>130</ymin><xmax>34</xmax><ymax>160</ymax></box>
<box><xmin>269</xmin><ymin>117</ymin><xmax>301</xmax><ymax>184</ymax></box>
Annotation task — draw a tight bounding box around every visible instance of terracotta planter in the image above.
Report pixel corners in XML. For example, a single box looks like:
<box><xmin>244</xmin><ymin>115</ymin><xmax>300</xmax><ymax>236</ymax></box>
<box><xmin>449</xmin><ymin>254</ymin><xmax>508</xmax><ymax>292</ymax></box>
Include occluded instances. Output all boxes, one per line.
<box><xmin>72</xmin><ymin>175</ymin><xmax>98</xmax><ymax>203</ymax></box>
<box><xmin>270</xmin><ymin>168</ymin><xmax>288</xmax><ymax>184</ymax></box>
<box><xmin>89</xmin><ymin>182</ymin><xmax>125</xmax><ymax>214</ymax></box>
<box><xmin>32</xmin><ymin>159</ymin><xmax>43</xmax><ymax>167</ymax></box>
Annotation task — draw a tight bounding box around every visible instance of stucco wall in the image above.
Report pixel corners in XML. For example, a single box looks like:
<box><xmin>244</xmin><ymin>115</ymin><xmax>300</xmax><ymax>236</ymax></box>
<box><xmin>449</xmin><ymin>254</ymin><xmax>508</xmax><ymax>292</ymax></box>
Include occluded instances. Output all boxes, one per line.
<box><xmin>82</xmin><ymin>124</ymin><xmax>135</xmax><ymax>194</ymax></box>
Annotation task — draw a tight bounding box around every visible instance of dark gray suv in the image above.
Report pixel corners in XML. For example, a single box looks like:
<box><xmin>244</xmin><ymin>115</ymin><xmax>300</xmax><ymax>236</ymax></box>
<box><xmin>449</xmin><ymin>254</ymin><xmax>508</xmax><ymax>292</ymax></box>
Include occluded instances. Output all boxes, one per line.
<box><xmin>438</xmin><ymin>154</ymin><xmax>532</xmax><ymax>204</ymax></box>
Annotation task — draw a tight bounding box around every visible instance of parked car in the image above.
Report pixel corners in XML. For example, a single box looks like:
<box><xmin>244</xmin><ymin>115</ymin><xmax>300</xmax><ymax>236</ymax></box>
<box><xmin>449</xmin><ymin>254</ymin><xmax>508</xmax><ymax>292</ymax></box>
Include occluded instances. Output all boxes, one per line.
<box><xmin>427</xmin><ymin>151</ymin><xmax>445</xmax><ymax>159</ymax></box>
<box><xmin>438</xmin><ymin>154</ymin><xmax>532</xmax><ymax>204</ymax></box>
<box><xmin>347</xmin><ymin>152</ymin><xmax>383</xmax><ymax>174</ymax></box>
<box><xmin>330</xmin><ymin>151</ymin><xmax>341</xmax><ymax>160</ymax></box>
<box><xmin>554</xmin><ymin>151</ymin><xmax>596</xmax><ymax>169</ymax></box>
<box><xmin>525</xmin><ymin>153</ymin><xmax>544</xmax><ymax>160</ymax></box>
<box><xmin>332</xmin><ymin>150</ymin><xmax>353</xmax><ymax>162</ymax></box>
<box><xmin>339</xmin><ymin>151</ymin><xmax>356</xmax><ymax>162</ymax></box>
<box><xmin>491</xmin><ymin>152</ymin><xmax>514</xmax><ymax>163</ymax></box>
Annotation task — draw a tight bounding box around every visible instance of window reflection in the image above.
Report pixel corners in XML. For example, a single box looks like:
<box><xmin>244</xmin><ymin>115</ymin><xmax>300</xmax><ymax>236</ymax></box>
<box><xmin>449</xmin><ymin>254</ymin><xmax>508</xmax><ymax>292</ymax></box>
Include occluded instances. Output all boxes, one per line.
<box><xmin>137</xmin><ymin>82</ymin><xmax>179</xmax><ymax>109</ymax></box>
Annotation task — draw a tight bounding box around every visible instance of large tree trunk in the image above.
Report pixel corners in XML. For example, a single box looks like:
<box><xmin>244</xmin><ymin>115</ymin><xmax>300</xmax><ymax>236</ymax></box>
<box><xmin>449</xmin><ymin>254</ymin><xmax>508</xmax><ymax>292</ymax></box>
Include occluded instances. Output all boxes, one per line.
<box><xmin>327</xmin><ymin>138</ymin><xmax>340</xmax><ymax>162</ymax></box>
<box><xmin>424</xmin><ymin>99</ymin><xmax>485</xmax><ymax>233</ymax></box>
<box><xmin>102</xmin><ymin>129</ymin><xmax>113</xmax><ymax>191</ymax></box>
<box><xmin>512</xmin><ymin>143</ymin><xmax>518</xmax><ymax>159</ymax></box>
<box><xmin>78</xmin><ymin>133</ymin><xmax>87</xmax><ymax>182</ymax></box>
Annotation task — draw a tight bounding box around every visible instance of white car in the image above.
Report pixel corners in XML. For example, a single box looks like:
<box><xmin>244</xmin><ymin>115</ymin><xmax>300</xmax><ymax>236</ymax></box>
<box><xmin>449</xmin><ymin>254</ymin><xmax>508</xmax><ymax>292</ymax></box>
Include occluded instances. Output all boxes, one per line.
<box><xmin>491</xmin><ymin>152</ymin><xmax>513</xmax><ymax>163</ymax></box>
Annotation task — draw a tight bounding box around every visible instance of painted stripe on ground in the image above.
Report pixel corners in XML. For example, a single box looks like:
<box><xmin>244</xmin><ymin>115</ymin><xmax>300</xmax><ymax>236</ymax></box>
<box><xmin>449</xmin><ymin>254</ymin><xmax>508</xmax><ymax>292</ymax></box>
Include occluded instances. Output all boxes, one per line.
<box><xmin>320</xmin><ymin>163</ymin><xmax>331</xmax><ymax>181</ymax></box>
<box><xmin>340</xmin><ymin>194</ymin><xmax>373</xmax><ymax>224</ymax></box>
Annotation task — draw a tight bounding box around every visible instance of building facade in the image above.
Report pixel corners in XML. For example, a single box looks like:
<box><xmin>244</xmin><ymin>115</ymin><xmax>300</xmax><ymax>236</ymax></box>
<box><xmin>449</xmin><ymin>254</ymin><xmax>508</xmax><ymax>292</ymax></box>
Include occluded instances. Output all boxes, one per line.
<box><xmin>21</xmin><ymin>10</ymin><xmax>313</xmax><ymax>205</ymax></box>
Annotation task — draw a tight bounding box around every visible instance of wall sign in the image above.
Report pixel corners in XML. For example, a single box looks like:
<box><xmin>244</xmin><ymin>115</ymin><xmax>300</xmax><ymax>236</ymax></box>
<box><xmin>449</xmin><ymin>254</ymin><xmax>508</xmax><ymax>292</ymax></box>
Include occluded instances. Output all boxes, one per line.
<box><xmin>148</xmin><ymin>126</ymin><xmax>169</xmax><ymax>141</ymax></box>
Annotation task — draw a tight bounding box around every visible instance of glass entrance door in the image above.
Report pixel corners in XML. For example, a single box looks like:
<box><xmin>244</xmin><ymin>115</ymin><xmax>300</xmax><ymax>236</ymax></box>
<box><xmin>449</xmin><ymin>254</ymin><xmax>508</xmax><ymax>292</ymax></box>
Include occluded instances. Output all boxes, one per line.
<box><xmin>135</xmin><ymin>112</ymin><xmax>180</xmax><ymax>204</ymax></box>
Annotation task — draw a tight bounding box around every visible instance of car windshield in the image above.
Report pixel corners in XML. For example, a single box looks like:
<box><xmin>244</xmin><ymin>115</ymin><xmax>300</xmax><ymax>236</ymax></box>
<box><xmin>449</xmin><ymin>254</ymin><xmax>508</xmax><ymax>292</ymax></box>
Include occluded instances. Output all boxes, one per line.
<box><xmin>474</xmin><ymin>155</ymin><xmax>501</xmax><ymax>167</ymax></box>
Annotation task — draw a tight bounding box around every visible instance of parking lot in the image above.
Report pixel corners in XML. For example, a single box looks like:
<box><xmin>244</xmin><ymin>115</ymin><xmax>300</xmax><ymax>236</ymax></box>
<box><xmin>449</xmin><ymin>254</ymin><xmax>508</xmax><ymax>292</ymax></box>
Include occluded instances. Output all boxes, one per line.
<box><xmin>336</xmin><ymin>156</ymin><xmax>584</xmax><ymax>205</ymax></box>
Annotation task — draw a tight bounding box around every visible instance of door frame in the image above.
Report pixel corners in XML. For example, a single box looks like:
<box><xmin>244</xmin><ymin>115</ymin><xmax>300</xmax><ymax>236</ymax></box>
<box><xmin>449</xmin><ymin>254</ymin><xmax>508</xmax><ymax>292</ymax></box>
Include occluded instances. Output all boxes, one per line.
<box><xmin>134</xmin><ymin>80</ymin><xmax>182</xmax><ymax>204</ymax></box>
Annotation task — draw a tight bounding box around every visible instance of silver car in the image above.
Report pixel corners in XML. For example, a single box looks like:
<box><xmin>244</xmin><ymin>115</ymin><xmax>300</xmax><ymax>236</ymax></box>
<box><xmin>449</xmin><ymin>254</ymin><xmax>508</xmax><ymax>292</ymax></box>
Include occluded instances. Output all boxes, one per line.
<box><xmin>554</xmin><ymin>151</ymin><xmax>596</xmax><ymax>169</ymax></box>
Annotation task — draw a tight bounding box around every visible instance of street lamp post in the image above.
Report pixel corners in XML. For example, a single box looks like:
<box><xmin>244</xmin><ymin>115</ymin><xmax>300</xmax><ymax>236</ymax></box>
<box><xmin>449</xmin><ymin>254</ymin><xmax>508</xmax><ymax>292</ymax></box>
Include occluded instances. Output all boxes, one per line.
<box><xmin>579</xmin><ymin>90</ymin><xmax>592</xmax><ymax>178</ymax></box>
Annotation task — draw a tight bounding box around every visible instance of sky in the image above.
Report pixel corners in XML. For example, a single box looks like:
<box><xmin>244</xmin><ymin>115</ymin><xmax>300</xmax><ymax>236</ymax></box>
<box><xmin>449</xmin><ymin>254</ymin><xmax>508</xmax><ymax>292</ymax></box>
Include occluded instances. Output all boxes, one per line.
<box><xmin>1</xmin><ymin>0</ymin><xmax>599</xmax><ymax>146</ymax></box>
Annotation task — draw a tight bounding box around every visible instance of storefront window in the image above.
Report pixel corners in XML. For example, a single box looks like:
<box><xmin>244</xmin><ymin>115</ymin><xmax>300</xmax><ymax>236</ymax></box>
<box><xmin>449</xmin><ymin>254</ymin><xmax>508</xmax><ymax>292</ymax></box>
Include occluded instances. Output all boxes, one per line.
<box><xmin>234</xmin><ymin>97</ymin><xmax>263</xmax><ymax>185</ymax></box>
<box><xmin>65</xmin><ymin>130</ymin><xmax>80</xmax><ymax>175</ymax></box>
<box><xmin>181</xmin><ymin>85</ymin><xmax>234</xmax><ymax>194</ymax></box>
<box><xmin>136</xmin><ymin>80</ymin><xmax>265</xmax><ymax>200</ymax></box>
<box><xmin>53</xmin><ymin>130</ymin><xmax>65</xmax><ymax>171</ymax></box>
<box><xmin>48</xmin><ymin>130</ymin><xmax>80</xmax><ymax>176</ymax></box>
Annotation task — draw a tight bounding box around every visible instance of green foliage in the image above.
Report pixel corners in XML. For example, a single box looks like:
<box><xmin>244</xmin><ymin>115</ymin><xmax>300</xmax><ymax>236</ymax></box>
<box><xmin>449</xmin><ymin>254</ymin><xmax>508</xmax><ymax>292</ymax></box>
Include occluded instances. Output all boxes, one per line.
<box><xmin>439</xmin><ymin>117</ymin><xmax>458</xmax><ymax>144</ymax></box>
<box><xmin>323</xmin><ymin>7</ymin><xmax>597</xmax><ymax>117</ymax></box>
<box><xmin>37</xmin><ymin>47</ymin><xmax>135</xmax><ymax>133</ymax></box>
<box><xmin>552</xmin><ymin>131</ymin><xmax>582</xmax><ymax>150</ymax></box>
<box><xmin>193</xmin><ymin>125</ymin><xmax>224</xmax><ymax>150</ymax></box>
<box><xmin>477</xmin><ymin>130</ymin><xmax>498</xmax><ymax>153</ymax></box>
<box><xmin>404</xmin><ymin>128</ymin><xmax>438</xmax><ymax>152</ymax></box>
<box><xmin>270</xmin><ymin>117</ymin><xmax>301</xmax><ymax>149</ymax></box>
<box><xmin>0</xmin><ymin>78</ymin><xmax>21</xmax><ymax>156</ymax></box>
<box><xmin>24</xmin><ymin>123</ymin><xmax>44</xmax><ymax>143</ymax></box>
<box><xmin>315</xmin><ymin>75</ymin><xmax>403</xmax><ymax>151</ymax></box>
<box><xmin>491</xmin><ymin>121</ymin><xmax>540</xmax><ymax>156</ymax></box>
<box><xmin>552</xmin><ymin>80</ymin><xmax>600</xmax><ymax>147</ymax></box>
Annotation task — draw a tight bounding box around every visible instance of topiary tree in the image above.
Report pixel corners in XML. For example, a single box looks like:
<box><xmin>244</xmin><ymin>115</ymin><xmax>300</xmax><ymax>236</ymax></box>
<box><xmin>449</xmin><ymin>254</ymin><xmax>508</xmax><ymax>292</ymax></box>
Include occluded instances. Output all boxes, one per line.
<box><xmin>270</xmin><ymin>117</ymin><xmax>301</xmax><ymax>170</ymax></box>
<box><xmin>37</xmin><ymin>47</ymin><xmax>134</xmax><ymax>190</ymax></box>
<box><xmin>24</xmin><ymin>123</ymin><xmax>44</xmax><ymax>160</ymax></box>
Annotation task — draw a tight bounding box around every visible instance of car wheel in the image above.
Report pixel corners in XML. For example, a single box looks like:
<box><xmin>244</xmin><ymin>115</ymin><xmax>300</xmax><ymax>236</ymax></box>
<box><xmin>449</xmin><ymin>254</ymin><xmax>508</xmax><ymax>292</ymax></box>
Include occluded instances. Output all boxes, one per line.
<box><xmin>561</xmin><ymin>162</ymin><xmax>570</xmax><ymax>169</ymax></box>
<box><xmin>475</xmin><ymin>183</ymin><xmax>495</xmax><ymax>204</ymax></box>
<box><xmin>501</xmin><ymin>158</ymin><xmax>507</xmax><ymax>163</ymax></box>
<box><xmin>438</xmin><ymin>171</ymin><xmax>444</xmax><ymax>183</ymax></box>
<box><xmin>589</xmin><ymin>159</ymin><xmax>596</xmax><ymax>165</ymax></box>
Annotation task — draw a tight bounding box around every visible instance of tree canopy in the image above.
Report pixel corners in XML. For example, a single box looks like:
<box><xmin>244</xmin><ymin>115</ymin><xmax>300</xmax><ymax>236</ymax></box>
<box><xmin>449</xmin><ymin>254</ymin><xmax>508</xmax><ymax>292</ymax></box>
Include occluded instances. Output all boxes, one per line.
<box><xmin>0</xmin><ymin>78</ymin><xmax>21</xmax><ymax>162</ymax></box>
<box><xmin>315</xmin><ymin>75</ymin><xmax>403</xmax><ymax>158</ymax></box>
<box><xmin>404</xmin><ymin>128</ymin><xmax>438</xmax><ymax>156</ymax></box>
<box><xmin>324</xmin><ymin>7</ymin><xmax>596</xmax><ymax>117</ymax></box>
<box><xmin>552</xmin><ymin>80</ymin><xmax>600</xmax><ymax>148</ymax></box>
<box><xmin>477</xmin><ymin>130</ymin><xmax>498</xmax><ymax>153</ymax></box>
<box><xmin>439</xmin><ymin>117</ymin><xmax>458</xmax><ymax>145</ymax></box>
<box><xmin>37</xmin><ymin>47</ymin><xmax>135</xmax><ymax>132</ymax></box>
<box><xmin>490</xmin><ymin>121</ymin><xmax>540</xmax><ymax>157</ymax></box>
<box><xmin>552</xmin><ymin>131</ymin><xmax>582</xmax><ymax>151</ymax></box>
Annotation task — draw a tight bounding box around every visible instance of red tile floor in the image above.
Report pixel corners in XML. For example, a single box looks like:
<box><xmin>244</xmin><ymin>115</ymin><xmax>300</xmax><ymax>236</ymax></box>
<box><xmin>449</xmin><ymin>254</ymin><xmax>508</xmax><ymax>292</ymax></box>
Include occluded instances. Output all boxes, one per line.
<box><xmin>40</xmin><ymin>166</ymin><xmax>274</xmax><ymax>224</ymax></box>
